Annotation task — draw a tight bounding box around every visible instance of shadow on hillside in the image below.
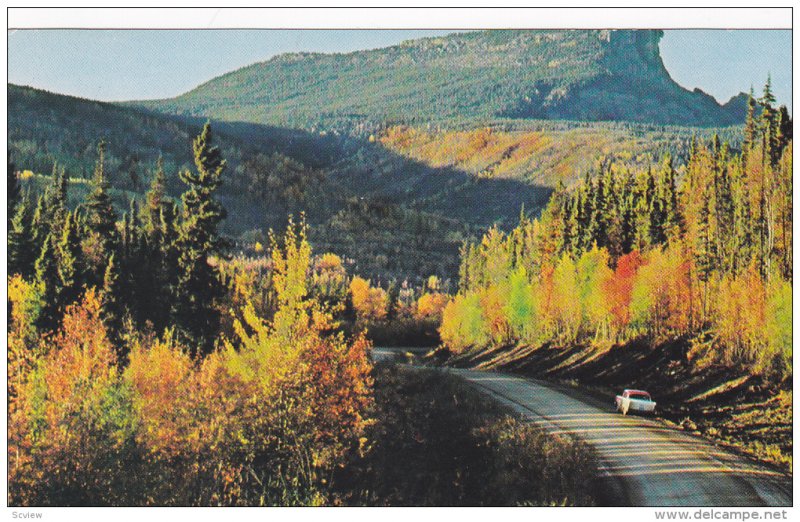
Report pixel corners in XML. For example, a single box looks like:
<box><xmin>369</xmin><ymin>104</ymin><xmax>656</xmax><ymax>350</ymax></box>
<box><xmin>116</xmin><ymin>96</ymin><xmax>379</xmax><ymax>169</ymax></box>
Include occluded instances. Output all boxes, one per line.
<box><xmin>195</xmin><ymin>116</ymin><xmax>555</xmax><ymax>229</ymax></box>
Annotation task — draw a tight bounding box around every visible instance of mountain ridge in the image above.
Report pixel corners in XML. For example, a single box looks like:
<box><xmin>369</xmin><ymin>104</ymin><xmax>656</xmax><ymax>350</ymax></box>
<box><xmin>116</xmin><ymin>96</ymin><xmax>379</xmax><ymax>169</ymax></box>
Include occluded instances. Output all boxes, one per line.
<box><xmin>134</xmin><ymin>29</ymin><xmax>748</xmax><ymax>129</ymax></box>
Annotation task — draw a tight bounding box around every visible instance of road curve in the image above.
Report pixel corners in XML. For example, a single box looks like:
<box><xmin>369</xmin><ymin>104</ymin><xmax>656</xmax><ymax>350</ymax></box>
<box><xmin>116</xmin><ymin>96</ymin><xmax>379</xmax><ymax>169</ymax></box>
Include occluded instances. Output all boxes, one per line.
<box><xmin>372</xmin><ymin>348</ymin><xmax>791</xmax><ymax>506</ymax></box>
<box><xmin>449</xmin><ymin>368</ymin><xmax>791</xmax><ymax>507</ymax></box>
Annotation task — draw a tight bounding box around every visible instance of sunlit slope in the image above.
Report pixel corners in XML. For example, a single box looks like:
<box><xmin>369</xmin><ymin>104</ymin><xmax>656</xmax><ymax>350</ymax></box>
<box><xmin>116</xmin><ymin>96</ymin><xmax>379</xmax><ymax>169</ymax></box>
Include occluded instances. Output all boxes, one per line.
<box><xmin>137</xmin><ymin>30</ymin><xmax>747</xmax><ymax>129</ymax></box>
<box><xmin>376</xmin><ymin>124</ymin><xmax>739</xmax><ymax>187</ymax></box>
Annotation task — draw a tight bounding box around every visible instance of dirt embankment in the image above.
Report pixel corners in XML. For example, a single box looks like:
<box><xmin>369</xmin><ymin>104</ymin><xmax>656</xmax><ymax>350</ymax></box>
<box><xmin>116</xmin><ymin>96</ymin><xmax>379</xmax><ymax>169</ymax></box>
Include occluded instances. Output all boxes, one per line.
<box><xmin>445</xmin><ymin>337</ymin><xmax>792</xmax><ymax>473</ymax></box>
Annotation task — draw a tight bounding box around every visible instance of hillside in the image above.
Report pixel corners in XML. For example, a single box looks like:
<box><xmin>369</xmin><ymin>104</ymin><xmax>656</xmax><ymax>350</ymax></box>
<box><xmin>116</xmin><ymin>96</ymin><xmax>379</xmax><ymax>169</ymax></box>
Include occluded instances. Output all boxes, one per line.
<box><xmin>136</xmin><ymin>30</ymin><xmax>747</xmax><ymax>129</ymax></box>
<box><xmin>8</xmin><ymin>83</ymin><xmax>741</xmax><ymax>280</ymax></box>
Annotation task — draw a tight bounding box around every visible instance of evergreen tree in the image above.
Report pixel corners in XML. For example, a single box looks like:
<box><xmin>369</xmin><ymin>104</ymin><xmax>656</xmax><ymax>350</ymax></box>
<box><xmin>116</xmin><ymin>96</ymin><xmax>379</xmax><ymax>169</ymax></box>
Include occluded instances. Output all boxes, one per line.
<box><xmin>713</xmin><ymin>149</ymin><xmax>735</xmax><ymax>274</ymax></box>
<box><xmin>386</xmin><ymin>280</ymin><xmax>400</xmax><ymax>320</ymax></box>
<box><xmin>8</xmin><ymin>152</ymin><xmax>19</xmax><ymax>231</ymax></box>
<box><xmin>615</xmin><ymin>169</ymin><xmax>636</xmax><ymax>254</ymax></box>
<box><xmin>31</xmin><ymin>194</ymin><xmax>49</xmax><ymax>254</ymax></box>
<box><xmin>8</xmin><ymin>191</ymin><xmax>36</xmax><ymax>279</ymax></box>
<box><xmin>34</xmin><ymin>234</ymin><xmax>60</xmax><ymax>332</ymax></box>
<box><xmin>121</xmin><ymin>198</ymin><xmax>148</xmax><ymax>324</ymax></box>
<box><xmin>100</xmin><ymin>253</ymin><xmax>124</xmax><ymax>350</ymax></box>
<box><xmin>645</xmin><ymin>166</ymin><xmax>667</xmax><ymax>246</ymax></box>
<box><xmin>694</xmin><ymin>186</ymin><xmax>716</xmax><ymax>323</ymax></box>
<box><xmin>84</xmin><ymin>141</ymin><xmax>119</xmax><ymax>286</ymax></box>
<box><xmin>732</xmin><ymin>181</ymin><xmax>754</xmax><ymax>277</ymax></box>
<box><xmin>145</xmin><ymin>156</ymin><xmax>167</xmax><ymax>236</ymax></box>
<box><xmin>742</xmin><ymin>87</ymin><xmax>757</xmax><ymax>162</ymax></box>
<box><xmin>759</xmin><ymin>76</ymin><xmax>780</xmax><ymax>166</ymax></box>
<box><xmin>589</xmin><ymin>169</ymin><xmax>607</xmax><ymax>248</ymax></box>
<box><xmin>777</xmin><ymin>105</ymin><xmax>792</xmax><ymax>152</ymax></box>
<box><xmin>174</xmin><ymin>123</ymin><xmax>228</xmax><ymax>353</ymax></box>
<box><xmin>660</xmin><ymin>154</ymin><xmax>682</xmax><ymax>243</ymax></box>
<box><xmin>56</xmin><ymin>211</ymin><xmax>84</xmax><ymax>310</ymax></box>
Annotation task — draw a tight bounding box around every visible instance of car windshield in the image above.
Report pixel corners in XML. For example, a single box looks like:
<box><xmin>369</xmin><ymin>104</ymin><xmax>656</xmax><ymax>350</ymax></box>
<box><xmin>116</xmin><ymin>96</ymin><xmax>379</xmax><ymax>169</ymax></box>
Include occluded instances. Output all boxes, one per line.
<box><xmin>628</xmin><ymin>393</ymin><xmax>651</xmax><ymax>401</ymax></box>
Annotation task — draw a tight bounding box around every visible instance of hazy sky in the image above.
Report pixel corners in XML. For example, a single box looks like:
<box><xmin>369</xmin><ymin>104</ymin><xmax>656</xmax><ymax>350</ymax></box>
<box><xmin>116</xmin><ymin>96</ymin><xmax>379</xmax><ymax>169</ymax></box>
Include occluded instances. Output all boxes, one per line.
<box><xmin>8</xmin><ymin>29</ymin><xmax>792</xmax><ymax>113</ymax></box>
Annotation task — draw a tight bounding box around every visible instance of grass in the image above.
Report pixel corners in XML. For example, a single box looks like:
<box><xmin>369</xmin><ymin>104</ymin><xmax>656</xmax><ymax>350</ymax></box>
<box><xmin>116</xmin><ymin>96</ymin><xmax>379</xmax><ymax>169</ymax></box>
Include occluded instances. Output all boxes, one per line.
<box><xmin>334</xmin><ymin>364</ymin><xmax>597</xmax><ymax>506</ymax></box>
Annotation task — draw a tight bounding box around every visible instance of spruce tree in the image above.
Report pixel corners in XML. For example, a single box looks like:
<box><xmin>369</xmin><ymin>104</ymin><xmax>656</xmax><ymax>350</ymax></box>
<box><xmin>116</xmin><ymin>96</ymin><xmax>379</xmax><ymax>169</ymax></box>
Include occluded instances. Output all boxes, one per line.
<box><xmin>732</xmin><ymin>181</ymin><xmax>754</xmax><ymax>277</ymax></box>
<box><xmin>34</xmin><ymin>234</ymin><xmax>60</xmax><ymax>332</ymax></box>
<box><xmin>145</xmin><ymin>156</ymin><xmax>167</xmax><ymax>236</ymax></box>
<box><xmin>759</xmin><ymin>76</ymin><xmax>780</xmax><ymax>166</ymax></box>
<box><xmin>9</xmin><ymin>191</ymin><xmax>36</xmax><ymax>279</ymax></box>
<box><xmin>695</xmin><ymin>186</ymin><xmax>716</xmax><ymax>323</ymax></box>
<box><xmin>100</xmin><ymin>253</ymin><xmax>124</xmax><ymax>350</ymax></box>
<box><xmin>713</xmin><ymin>150</ymin><xmax>735</xmax><ymax>274</ymax></box>
<box><xmin>31</xmin><ymin>194</ymin><xmax>48</xmax><ymax>254</ymax></box>
<box><xmin>84</xmin><ymin>141</ymin><xmax>119</xmax><ymax>286</ymax></box>
<box><xmin>619</xmin><ymin>171</ymin><xmax>637</xmax><ymax>254</ymax></box>
<box><xmin>8</xmin><ymin>152</ymin><xmax>19</xmax><ymax>231</ymax></box>
<box><xmin>660</xmin><ymin>154</ymin><xmax>682</xmax><ymax>243</ymax></box>
<box><xmin>742</xmin><ymin>87</ymin><xmax>757</xmax><ymax>162</ymax></box>
<box><xmin>777</xmin><ymin>105</ymin><xmax>792</xmax><ymax>152</ymax></box>
<box><xmin>174</xmin><ymin>123</ymin><xmax>228</xmax><ymax>353</ymax></box>
<box><xmin>121</xmin><ymin>198</ymin><xmax>147</xmax><ymax>324</ymax></box>
<box><xmin>56</xmin><ymin>211</ymin><xmax>84</xmax><ymax>310</ymax></box>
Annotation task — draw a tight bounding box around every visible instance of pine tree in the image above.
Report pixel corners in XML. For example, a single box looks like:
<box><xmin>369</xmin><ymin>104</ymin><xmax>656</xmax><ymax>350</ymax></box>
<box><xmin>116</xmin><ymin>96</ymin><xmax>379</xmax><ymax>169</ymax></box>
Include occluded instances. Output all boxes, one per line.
<box><xmin>695</xmin><ymin>185</ymin><xmax>716</xmax><ymax>324</ymax></box>
<box><xmin>589</xmin><ymin>169</ymin><xmax>607</xmax><ymax>248</ymax></box>
<box><xmin>145</xmin><ymin>156</ymin><xmax>167</xmax><ymax>236</ymax></box>
<box><xmin>759</xmin><ymin>76</ymin><xmax>780</xmax><ymax>167</ymax></box>
<box><xmin>713</xmin><ymin>147</ymin><xmax>735</xmax><ymax>274</ymax></box>
<box><xmin>174</xmin><ymin>123</ymin><xmax>228</xmax><ymax>353</ymax></box>
<box><xmin>386</xmin><ymin>280</ymin><xmax>400</xmax><ymax>320</ymax></box>
<box><xmin>56</xmin><ymin>211</ymin><xmax>84</xmax><ymax>310</ymax></box>
<box><xmin>777</xmin><ymin>105</ymin><xmax>792</xmax><ymax>152</ymax></box>
<box><xmin>660</xmin><ymin>154</ymin><xmax>682</xmax><ymax>244</ymax></box>
<box><xmin>645</xmin><ymin>166</ymin><xmax>667</xmax><ymax>246</ymax></box>
<box><xmin>84</xmin><ymin>141</ymin><xmax>119</xmax><ymax>286</ymax></box>
<box><xmin>31</xmin><ymin>194</ymin><xmax>49</xmax><ymax>254</ymax></box>
<box><xmin>732</xmin><ymin>178</ymin><xmax>754</xmax><ymax>277</ymax></box>
<box><xmin>8</xmin><ymin>191</ymin><xmax>36</xmax><ymax>279</ymax></box>
<box><xmin>742</xmin><ymin>87</ymin><xmax>757</xmax><ymax>162</ymax></box>
<box><xmin>121</xmin><ymin>198</ymin><xmax>148</xmax><ymax>324</ymax></box>
<box><xmin>618</xmin><ymin>169</ymin><xmax>637</xmax><ymax>254</ymax></box>
<box><xmin>8</xmin><ymin>152</ymin><xmax>19</xmax><ymax>231</ymax></box>
<box><xmin>34</xmin><ymin>234</ymin><xmax>60</xmax><ymax>332</ymax></box>
<box><xmin>100</xmin><ymin>253</ymin><xmax>124</xmax><ymax>350</ymax></box>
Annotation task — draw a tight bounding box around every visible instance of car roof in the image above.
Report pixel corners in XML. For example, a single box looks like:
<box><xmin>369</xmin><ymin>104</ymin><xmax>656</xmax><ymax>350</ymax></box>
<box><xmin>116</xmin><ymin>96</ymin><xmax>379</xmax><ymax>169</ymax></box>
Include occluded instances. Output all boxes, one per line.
<box><xmin>624</xmin><ymin>389</ymin><xmax>651</xmax><ymax>394</ymax></box>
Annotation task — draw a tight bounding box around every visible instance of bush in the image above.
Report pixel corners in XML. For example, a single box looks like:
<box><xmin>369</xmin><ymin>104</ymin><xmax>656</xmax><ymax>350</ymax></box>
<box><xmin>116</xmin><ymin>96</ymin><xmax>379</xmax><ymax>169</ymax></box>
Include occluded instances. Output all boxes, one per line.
<box><xmin>439</xmin><ymin>292</ymin><xmax>490</xmax><ymax>353</ymax></box>
<box><xmin>338</xmin><ymin>367</ymin><xmax>596</xmax><ymax>506</ymax></box>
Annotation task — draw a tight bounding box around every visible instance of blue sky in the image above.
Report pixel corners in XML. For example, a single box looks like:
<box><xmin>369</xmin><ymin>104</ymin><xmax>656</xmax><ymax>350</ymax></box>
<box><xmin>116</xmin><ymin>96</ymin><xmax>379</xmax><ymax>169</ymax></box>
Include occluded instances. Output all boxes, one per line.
<box><xmin>8</xmin><ymin>29</ymin><xmax>792</xmax><ymax>113</ymax></box>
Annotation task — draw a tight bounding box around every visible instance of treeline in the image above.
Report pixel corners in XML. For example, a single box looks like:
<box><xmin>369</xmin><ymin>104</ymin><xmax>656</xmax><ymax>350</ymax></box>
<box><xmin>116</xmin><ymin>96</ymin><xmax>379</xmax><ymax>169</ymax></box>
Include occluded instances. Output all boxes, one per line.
<box><xmin>7</xmin><ymin>124</ymin><xmax>374</xmax><ymax>505</ymax></box>
<box><xmin>9</xmin><ymin>123</ymin><xmax>230</xmax><ymax>354</ymax></box>
<box><xmin>442</xmin><ymin>81</ymin><xmax>792</xmax><ymax>380</ymax></box>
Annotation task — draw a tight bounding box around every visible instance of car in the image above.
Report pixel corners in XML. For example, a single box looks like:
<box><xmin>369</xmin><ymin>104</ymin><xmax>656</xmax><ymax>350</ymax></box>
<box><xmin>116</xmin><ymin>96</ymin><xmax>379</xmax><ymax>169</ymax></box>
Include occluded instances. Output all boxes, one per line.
<box><xmin>615</xmin><ymin>389</ymin><xmax>656</xmax><ymax>415</ymax></box>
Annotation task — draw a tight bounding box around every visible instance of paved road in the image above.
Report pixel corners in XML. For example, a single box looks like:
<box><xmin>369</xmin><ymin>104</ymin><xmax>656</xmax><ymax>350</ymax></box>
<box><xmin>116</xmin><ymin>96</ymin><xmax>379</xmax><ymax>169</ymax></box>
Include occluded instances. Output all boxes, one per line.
<box><xmin>372</xmin><ymin>348</ymin><xmax>792</xmax><ymax>507</ymax></box>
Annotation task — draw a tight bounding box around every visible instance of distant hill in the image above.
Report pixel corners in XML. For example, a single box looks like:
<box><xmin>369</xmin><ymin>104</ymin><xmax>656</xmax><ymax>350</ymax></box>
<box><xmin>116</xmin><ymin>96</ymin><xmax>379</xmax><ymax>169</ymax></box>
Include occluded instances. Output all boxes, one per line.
<box><xmin>7</xmin><ymin>81</ymin><xmax>742</xmax><ymax>280</ymax></box>
<box><xmin>136</xmin><ymin>29</ymin><xmax>748</xmax><ymax>129</ymax></box>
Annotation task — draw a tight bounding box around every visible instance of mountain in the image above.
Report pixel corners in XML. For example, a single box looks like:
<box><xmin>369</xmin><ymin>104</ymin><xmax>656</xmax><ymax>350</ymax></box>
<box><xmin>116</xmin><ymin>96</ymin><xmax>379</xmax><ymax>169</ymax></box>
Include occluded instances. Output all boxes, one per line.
<box><xmin>136</xmin><ymin>29</ymin><xmax>747</xmax><ymax>129</ymax></box>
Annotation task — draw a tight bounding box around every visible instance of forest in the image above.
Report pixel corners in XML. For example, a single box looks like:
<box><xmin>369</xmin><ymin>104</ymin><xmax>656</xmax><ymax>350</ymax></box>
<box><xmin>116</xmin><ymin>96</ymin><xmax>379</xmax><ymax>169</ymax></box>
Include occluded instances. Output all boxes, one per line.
<box><xmin>6</xmin><ymin>73</ymin><xmax>792</xmax><ymax>504</ymax></box>
<box><xmin>9</xmin><ymin>119</ymin><xmax>589</xmax><ymax>506</ymax></box>
<box><xmin>440</xmin><ymin>81</ymin><xmax>793</xmax><ymax>381</ymax></box>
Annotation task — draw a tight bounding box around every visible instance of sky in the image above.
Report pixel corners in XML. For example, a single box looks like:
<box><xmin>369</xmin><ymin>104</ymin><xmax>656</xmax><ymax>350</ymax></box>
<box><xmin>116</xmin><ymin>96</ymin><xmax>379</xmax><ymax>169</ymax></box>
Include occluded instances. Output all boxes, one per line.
<box><xmin>7</xmin><ymin>29</ymin><xmax>792</xmax><ymax>113</ymax></box>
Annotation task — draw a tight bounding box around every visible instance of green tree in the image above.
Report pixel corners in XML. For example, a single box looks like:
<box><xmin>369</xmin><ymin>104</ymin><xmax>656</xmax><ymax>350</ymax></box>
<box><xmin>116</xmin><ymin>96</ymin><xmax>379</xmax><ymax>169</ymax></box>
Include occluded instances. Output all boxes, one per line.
<box><xmin>9</xmin><ymin>191</ymin><xmax>36</xmax><ymax>279</ymax></box>
<box><xmin>83</xmin><ymin>141</ymin><xmax>119</xmax><ymax>286</ymax></box>
<box><xmin>174</xmin><ymin>123</ymin><xmax>228</xmax><ymax>353</ymax></box>
<box><xmin>100</xmin><ymin>253</ymin><xmax>124</xmax><ymax>350</ymax></box>
<box><xmin>694</xmin><ymin>185</ymin><xmax>716</xmax><ymax>323</ymax></box>
<box><xmin>56</xmin><ymin>211</ymin><xmax>84</xmax><ymax>310</ymax></box>
<box><xmin>742</xmin><ymin>87</ymin><xmax>757</xmax><ymax>162</ymax></box>
<box><xmin>34</xmin><ymin>234</ymin><xmax>60</xmax><ymax>332</ymax></box>
<box><xmin>8</xmin><ymin>152</ymin><xmax>19</xmax><ymax>231</ymax></box>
